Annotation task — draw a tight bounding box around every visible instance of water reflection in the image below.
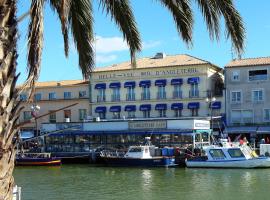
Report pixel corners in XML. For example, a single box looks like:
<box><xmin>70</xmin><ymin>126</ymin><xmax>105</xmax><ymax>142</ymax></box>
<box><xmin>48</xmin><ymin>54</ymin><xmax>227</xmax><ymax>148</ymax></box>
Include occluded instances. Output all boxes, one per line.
<box><xmin>141</xmin><ymin>169</ymin><xmax>153</xmax><ymax>190</ymax></box>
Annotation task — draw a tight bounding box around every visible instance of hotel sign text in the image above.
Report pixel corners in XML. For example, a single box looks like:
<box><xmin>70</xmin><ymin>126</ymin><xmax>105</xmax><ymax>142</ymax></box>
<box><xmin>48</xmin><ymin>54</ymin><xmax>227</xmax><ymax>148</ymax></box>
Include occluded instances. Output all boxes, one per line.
<box><xmin>129</xmin><ymin>120</ymin><xmax>167</xmax><ymax>130</ymax></box>
<box><xmin>97</xmin><ymin>67</ymin><xmax>199</xmax><ymax>80</ymax></box>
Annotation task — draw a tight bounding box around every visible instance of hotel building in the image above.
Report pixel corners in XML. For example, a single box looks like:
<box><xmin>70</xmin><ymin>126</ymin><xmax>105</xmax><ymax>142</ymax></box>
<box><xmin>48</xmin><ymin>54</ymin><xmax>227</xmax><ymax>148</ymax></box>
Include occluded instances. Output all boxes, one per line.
<box><xmin>225</xmin><ymin>57</ymin><xmax>270</xmax><ymax>141</ymax></box>
<box><xmin>19</xmin><ymin>80</ymin><xmax>90</xmax><ymax>136</ymax></box>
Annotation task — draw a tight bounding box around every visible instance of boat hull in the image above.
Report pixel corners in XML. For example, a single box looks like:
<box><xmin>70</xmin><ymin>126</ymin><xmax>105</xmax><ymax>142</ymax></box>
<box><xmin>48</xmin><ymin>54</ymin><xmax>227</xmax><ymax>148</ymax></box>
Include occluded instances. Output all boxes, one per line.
<box><xmin>15</xmin><ymin>157</ymin><xmax>61</xmax><ymax>166</ymax></box>
<box><xmin>101</xmin><ymin>156</ymin><xmax>177</xmax><ymax>167</ymax></box>
<box><xmin>186</xmin><ymin>157</ymin><xmax>270</xmax><ymax>168</ymax></box>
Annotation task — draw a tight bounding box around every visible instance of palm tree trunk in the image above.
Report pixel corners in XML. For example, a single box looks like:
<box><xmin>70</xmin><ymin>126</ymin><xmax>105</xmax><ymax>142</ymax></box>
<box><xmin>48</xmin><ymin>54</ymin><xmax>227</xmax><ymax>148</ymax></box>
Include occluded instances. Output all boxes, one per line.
<box><xmin>0</xmin><ymin>1</ymin><xmax>22</xmax><ymax>199</ymax></box>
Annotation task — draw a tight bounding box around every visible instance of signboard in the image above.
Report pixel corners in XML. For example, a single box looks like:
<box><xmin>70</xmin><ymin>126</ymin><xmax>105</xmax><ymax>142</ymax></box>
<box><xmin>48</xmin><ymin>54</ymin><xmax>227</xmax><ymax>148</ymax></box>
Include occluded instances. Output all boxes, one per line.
<box><xmin>129</xmin><ymin>120</ymin><xmax>167</xmax><ymax>130</ymax></box>
<box><xmin>194</xmin><ymin>120</ymin><xmax>210</xmax><ymax>130</ymax></box>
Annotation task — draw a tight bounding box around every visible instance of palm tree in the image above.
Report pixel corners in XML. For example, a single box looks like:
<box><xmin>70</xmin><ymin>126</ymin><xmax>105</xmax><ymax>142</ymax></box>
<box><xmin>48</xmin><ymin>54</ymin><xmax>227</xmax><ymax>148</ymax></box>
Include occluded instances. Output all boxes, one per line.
<box><xmin>0</xmin><ymin>0</ymin><xmax>244</xmax><ymax>199</ymax></box>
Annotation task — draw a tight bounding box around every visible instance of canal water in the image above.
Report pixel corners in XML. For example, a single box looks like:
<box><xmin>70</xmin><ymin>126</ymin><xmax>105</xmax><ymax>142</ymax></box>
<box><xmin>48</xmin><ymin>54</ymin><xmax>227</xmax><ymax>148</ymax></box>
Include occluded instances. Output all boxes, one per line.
<box><xmin>14</xmin><ymin>165</ymin><xmax>270</xmax><ymax>200</ymax></box>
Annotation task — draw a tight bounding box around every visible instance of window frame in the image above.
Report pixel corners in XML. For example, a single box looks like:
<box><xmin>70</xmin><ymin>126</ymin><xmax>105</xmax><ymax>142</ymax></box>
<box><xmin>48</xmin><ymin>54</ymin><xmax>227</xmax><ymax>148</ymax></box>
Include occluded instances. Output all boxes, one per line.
<box><xmin>227</xmin><ymin>148</ymin><xmax>245</xmax><ymax>158</ymax></box>
<box><xmin>64</xmin><ymin>92</ymin><xmax>72</xmax><ymax>99</ymax></box>
<box><xmin>209</xmin><ymin>149</ymin><xmax>226</xmax><ymax>159</ymax></box>
<box><xmin>48</xmin><ymin>92</ymin><xmax>56</xmax><ymax>100</ymax></box>
<box><xmin>231</xmin><ymin>70</ymin><xmax>240</xmax><ymax>81</ymax></box>
<box><xmin>230</xmin><ymin>90</ymin><xmax>242</xmax><ymax>103</ymax></box>
<box><xmin>248</xmin><ymin>69</ymin><xmax>268</xmax><ymax>82</ymax></box>
<box><xmin>252</xmin><ymin>89</ymin><xmax>264</xmax><ymax>102</ymax></box>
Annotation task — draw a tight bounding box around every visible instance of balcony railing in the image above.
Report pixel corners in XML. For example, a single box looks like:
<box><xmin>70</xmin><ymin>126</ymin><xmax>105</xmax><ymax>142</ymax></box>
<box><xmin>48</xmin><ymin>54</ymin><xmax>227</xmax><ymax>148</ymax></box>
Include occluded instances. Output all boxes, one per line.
<box><xmin>111</xmin><ymin>95</ymin><xmax>120</xmax><ymax>102</ymax></box>
<box><xmin>189</xmin><ymin>90</ymin><xmax>199</xmax><ymax>98</ymax></box>
<box><xmin>157</xmin><ymin>92</ymin><xmax>166</xmax><ymax>99</ymax></box>
<box><xmin>141</xmin><ymin>93</ymin><xmax>150</xmax><ymax>100</ymax></box>
<box><xmin>126</xmin><ymin>93</ymin><xmax>135</xmax><ymax>101</ymax></box>
<box><xmin>97</xmin><ymin>95</ymin><xmax>106</xmax><ymax>102</ymax></box>
<box><xmin>172</xmin><ymin>91</ymin><xmax>182</xmax><ymax>99</ymax></box>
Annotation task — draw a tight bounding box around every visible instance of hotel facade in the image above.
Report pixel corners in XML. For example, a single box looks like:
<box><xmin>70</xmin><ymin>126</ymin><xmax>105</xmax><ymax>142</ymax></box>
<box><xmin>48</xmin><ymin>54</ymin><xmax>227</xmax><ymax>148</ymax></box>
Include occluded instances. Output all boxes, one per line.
<box><xmin>90</xmin><ymin>53</ymin><xmax>224</xmax><ymax>125</ymax></box>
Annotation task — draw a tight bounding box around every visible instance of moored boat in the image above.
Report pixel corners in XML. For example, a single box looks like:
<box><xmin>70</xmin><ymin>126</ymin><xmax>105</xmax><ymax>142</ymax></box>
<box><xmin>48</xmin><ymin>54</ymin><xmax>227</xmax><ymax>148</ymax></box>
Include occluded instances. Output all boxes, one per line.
<box><xmin>100</xmin><ymin>137</ymin><xmax>177</xmax><ymax>167</ymax></box>
<box><xmin>186</xmin><ymin>139</ymin><xmax>270</xmax><ymax>168</ymax></box>
<box><xmin>16</xmin><ymin>153</ymin><xmax>61</xmax><ymax>166</ymax></box>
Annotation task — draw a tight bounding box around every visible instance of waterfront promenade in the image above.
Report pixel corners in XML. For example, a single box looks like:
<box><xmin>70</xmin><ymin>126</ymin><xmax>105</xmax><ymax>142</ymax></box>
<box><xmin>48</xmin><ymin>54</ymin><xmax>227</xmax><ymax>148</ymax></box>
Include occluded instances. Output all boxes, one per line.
<box><xmin>14</xmin><ymin>165</ymin><xmax>270</xmax><ymax>200</ymax></box>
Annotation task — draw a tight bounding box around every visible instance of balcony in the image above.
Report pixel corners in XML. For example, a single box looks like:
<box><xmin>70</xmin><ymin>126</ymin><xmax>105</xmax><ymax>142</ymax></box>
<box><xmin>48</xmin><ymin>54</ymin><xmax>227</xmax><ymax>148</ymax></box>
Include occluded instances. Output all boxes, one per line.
<box><xmin>97</xmin><ymin>95</ymin><xmax>106</xmax><ymax>102</ymax></box>
<box><xmin>126</xmin><ymin>93</ymin><xmax>135</xmax><ymax>101</ymax></box>
<box><xmin>157</xmin><ymin>92</ymin><xmax>166</xmax><ymax>100</ymax></box>
<box><xmin>141</xmin><ymin>93</ymin><xmax>150</xmax><ymax>100</ymax></box>
<box><xmin>189</xmin><ymin>90</ymin><xmax>199</xmax><ymax>98</ymax></box>
<box><xmin>172</xmin><ymin>91</ymin><xmax>182</xmax><ymax>99</ymax></box>
<box><xmin>111</xmin><ymin>95</ymin><xmax>120</xmax><ymax>102</ymax></box>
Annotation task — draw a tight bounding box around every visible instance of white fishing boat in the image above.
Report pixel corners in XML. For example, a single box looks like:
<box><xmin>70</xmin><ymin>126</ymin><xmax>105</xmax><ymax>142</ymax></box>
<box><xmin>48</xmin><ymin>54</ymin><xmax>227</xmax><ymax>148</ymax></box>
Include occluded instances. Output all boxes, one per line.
<box><xmin>186</xmin><ymin>139</ymin><xmax>270</xmax><ymax>168</ymax></box>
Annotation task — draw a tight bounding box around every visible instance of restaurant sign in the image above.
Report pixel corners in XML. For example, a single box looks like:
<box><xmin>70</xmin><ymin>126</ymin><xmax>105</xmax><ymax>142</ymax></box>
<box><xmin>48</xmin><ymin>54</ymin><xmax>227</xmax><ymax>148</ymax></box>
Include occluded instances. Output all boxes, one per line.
<box><xmin>129</xmin><ymin>120</ymin><xmax>167</xmax><ymax>130</ymax></box>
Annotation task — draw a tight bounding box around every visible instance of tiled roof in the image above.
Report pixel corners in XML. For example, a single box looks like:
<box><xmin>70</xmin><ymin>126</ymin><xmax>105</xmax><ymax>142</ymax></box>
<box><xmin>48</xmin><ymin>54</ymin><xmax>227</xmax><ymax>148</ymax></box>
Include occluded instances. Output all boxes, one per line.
<box><xmin>226</xmin><ymin>57</ymin><xmax>270</xmax><ymax>67</ymax></box>
<box><xmin>18</xmin><ymin>80</ymin><xmax>88</xmax><ymax>88</ymax></box>
<box><xmin>94</xmin><ymin>54</ymin><xmax>217</xmax><ymax>72</ymax></box>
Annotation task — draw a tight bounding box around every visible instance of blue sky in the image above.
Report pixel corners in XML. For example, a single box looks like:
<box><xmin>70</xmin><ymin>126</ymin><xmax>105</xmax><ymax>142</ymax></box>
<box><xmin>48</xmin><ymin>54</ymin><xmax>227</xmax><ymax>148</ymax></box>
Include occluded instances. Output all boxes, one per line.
<box><xmin>16</xmin><ymin>0</ymin><xmax>270</xmax><ymax>83</ymax></box>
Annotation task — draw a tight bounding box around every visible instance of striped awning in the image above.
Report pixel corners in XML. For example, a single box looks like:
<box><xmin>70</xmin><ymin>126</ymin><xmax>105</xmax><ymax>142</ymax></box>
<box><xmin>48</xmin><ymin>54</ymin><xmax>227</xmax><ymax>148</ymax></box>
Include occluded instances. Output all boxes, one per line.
<box><xmin>155</xmin><ymin>79</ymin><xmax>167</xmax><ymax>86</ymax></box>
<box><xmin>95</xmin><ymin>83</ymin><xmax>106</xmax><ymax>89</ymax></box>
<box><xmin>139</xmin><ymin>104</ymin><xmax>151</xmax><ymax>111</ymax></box>
<box><xmin>171</xmin><ymin>103</ymin><xmax>183</xmax><ymax>110</ymax></box>
<box><xmin>188</xmin><ymin>102</ymin><xmax>200</xmax><ymax>109</ymax></box>
<box><xmin>109</xmin><ymin>106</ymin><xmax>121</xmax><ymax>112</ymax></box>
<box><xmin>125</xmin><ymin>105</ymin><xmax>136</xmax><ymax>111</ymax></box>
<box><xmin>109</xmin><ymin>82</ymin><xmax>121</xmax><ymax>88</ymax></box>
<box><xmin>155</xmin><ymin>104</ymin><xmax>167</xmax><ymax>110</ymax></box>
<box><xmin>171</xmin><ymin>78</ymin><xmax>183</xmax><ymax>85</ymax></box>
<box><xmin>187</xmin><ymin>77</ymin><xmax>200</xmax><ymax>84</ymax></box>
<box><xmin>139</xmin><ymin>80</ymin><xmax>151</xmax><ymax>87</ymax></box>
<box><xmin>124</xmin><ymin>81</ymin><xmax>136</xmax><ymax>88</ymax></box>
<box><xmin>95</xmin><ymin>106</ymin><xmax>107</xmax><ymax>113</ymax></box>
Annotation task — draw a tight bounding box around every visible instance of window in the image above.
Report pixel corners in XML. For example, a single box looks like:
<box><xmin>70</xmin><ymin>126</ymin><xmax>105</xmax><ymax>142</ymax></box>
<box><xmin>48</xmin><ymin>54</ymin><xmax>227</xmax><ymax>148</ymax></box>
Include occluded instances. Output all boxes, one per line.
<box><xmin>231</xmin><ymin>110</ymin><xmax>253</xmax><ymax>124</ymax></box>
<box><xmin>252</xmin><ymin>90</ymin><xmax>263</xmax><ymax>102</ymax></box>
<box><xmin>20</xmin><ymin>94</ymin><xmax>27</xmax><ymax>101</ymax></box>
<box><xmin>49</xmin><ymin>111</ymin><xmax>56</xmax><ymax>123</ymax></box>
<box><xmin>242</xmin><ymin>110</ymin><xmax>253</xmax><ymax>123</ymax></box>
<box><xmin>126</xmin><ymin>87</ymin><xmax>135</xmax><ymax>101</ymax></box>
<box><xmin>191</xmin><ymin>109</ymin><xmax>198</xmax><ymax>117</ymax></box>
<box><xmin>232</xmin><ymin>71</ymin><xmax>240</xmax><ymax>81</ymax></box>
<box><xmin>158</xmin><ymin>109</ymin><xmax>166</xmax><ymax>117</ymax></box>
<box><xmin>23</xmin><ymin>111</ymin><xmax>32</xmax><ymax>120</ymax></box>
<box><xmin>209</xmin><ymin>149</ymin><xmax>226</xmax><ymax>159</ymax></box>
<box><xmin>249</xmin><ymin>69</ymin><xmax>267</xmax><ymax>81</ymax></box>
<box><xmin>228</xmin><ymin>149</ymin><xmax>245</xmax><ymax>158</ymax></box>
<box><xmin>190</xmin><ymin>84</ymin><xmax>199</xmax><ymax>98</ymax></box>
<box><xmin>49</xmin><ymin>92</ymin><xmax>56</xmax><ymax>100</ymax></box>
<box><xmin>97</xmin><ymin>89</ymin><xmax>106</xmax><ymax>102</ymax></box>
<box><xmin>173</xmin><ymin>85</ymin><xmax>182</xmax><ymax>98</ymax></box>
<box><xmin>143</xmin><ymin>110</ymin><xmax>150</xmax><ymax>118</ymax></box>
<box><xmin>174</xmin><ymin>109</ymin><xmax>182</xmax><ymax>117</ymax></box>
<box><xmin>264</xmin><ymin>109</ymin><xmax>270</xmax><ymax>122</ymax></box>
<box><xmin>79</xmin><ymin>91</ymin><xmax>87</xmax><ymax>98</ymax></box>
<box><xmin>127</xmin><ymin>111</ymin><xmax>136</xmax><ymax>118</ymax></box>
<box><xmin>64</xmin><ymin>92</ymin><xmax>72</xmax><ymax>99</ymax></box>
<box><xmin>112</xmin><ymin>112</ymin><xmax>120</xmax><ymax>119</ymax></box>
<box><xmin>231</xmin><ymin>91</ymin><xmax>241</xmax><ymax>103</ymax></box>
<box><xmin>64</xmin><ymin>110</ymin><xmax>71</xmax><ymax>120</ymax></box>
<box><xmin>141</xmin><ymin>86</ymin><xmax>150</xmax><ymax>100</ymax></box>
<box><xmin>112</xmin><ymin>88</ymin><xmax>120</xmax><ymax>102</ymax></box>
<box><xmin>157</xmin><ymin>86</ymin><xmax>166</xmax><ymax>99</ymax></box>
<box><xmin>79</xmin><ymin>109</ymin><xmax>87</xmax><ymax>121</ymax></box>
<box><xmin>34</xmin><ymin>93</ymin><xmax>42</xmax><ymax>101</ymax></box>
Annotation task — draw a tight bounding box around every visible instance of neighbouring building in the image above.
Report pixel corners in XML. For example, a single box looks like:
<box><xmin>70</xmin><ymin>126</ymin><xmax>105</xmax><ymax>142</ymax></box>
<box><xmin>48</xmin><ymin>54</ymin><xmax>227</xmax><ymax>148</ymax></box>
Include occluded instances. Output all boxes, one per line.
<box><xmin>225</xmin><ymin>57</ymin><xmax>270</xmax><ymax>143</ymax></box>
<box><xmin>19</xmin><ymin>80</ymin><xmax>90</xmax><ymax>137</ymax></box>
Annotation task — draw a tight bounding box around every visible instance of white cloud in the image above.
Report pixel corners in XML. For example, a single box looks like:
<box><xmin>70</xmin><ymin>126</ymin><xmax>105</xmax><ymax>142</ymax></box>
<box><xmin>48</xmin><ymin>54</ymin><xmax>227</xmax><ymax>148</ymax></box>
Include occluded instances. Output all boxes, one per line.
<box><xmin>95</xmin><ymin>36</ymin><xmax>128</xmax><ymax>53</ymax></box>
<box><xmin>96</xmin><ymin>54</ymin><xmax>117</xmax><ymax>63</ymax></box>
<box><xmin>142</xmin><ymin>40</ymin><xmax>162</xmax><ymax>49</ymax></box>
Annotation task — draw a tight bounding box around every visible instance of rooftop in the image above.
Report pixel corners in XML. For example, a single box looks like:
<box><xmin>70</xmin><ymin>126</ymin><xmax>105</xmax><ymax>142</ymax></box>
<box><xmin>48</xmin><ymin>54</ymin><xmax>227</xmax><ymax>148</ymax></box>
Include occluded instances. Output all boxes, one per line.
<box><xmin>94</xmin><ymin>53</ymin><xmax>218</xmax><ymax>72</ymax></box>
<box><xmin>226</xmin><ymin>57</ymin><xmax>270</xmax><ymax>67</ymax></box>
<box><xmin>18</xmin><ymin>79</ymin><xmax>88</xmax><ymax>88</ymax></box>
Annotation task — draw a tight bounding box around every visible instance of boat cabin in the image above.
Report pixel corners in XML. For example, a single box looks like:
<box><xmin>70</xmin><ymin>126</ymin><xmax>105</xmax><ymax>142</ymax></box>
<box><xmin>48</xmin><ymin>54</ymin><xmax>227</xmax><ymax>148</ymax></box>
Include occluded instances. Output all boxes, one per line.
<box><xmin>124</xmin><ymin>145</ymin><xmax>154</xmax><ymax>159</ymax></box>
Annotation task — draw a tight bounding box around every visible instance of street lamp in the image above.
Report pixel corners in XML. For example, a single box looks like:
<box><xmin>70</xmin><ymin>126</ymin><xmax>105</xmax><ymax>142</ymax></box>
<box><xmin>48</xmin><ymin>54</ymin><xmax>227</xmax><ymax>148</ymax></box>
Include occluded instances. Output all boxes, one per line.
<box><xmin>206</xmin><ymin>96</ymin><xmax>216</xmax><ymax>132</ymax></box>
<box><xmin>31</xmin><ymin>104</ymin><xmax>40</xmax><ymax>136</ymax></box>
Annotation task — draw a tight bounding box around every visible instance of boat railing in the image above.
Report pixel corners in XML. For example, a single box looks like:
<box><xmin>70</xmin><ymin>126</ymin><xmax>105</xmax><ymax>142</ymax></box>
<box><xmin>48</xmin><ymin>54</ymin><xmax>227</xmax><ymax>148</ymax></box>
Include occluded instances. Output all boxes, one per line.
<box><xmin>100</xmin><ymin>150</ymin><xmax>126</xmax><ymax>158</ymax></box>
<box><xmin>17</xmin><ymin>153</ymin><xmax>51</xmax><ymax>159</ymax></box>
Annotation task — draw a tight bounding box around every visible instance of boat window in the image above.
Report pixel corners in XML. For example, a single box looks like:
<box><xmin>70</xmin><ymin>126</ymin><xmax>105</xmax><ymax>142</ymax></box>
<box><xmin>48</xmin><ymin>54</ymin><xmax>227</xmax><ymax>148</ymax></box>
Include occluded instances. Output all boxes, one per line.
<box><xmin>129</xmin><ymin>147</ymin><xmax>142</xmax><ymax>153</ymax></box>
<box><xmin>228</xmin><ymin>149</ymin><xmax>245</xmax><ymax>158</ymax></box>
<box><xmin>209</xmin><ymin>149</ymin><xmax>226</xmax><ymax>159</ymax></box>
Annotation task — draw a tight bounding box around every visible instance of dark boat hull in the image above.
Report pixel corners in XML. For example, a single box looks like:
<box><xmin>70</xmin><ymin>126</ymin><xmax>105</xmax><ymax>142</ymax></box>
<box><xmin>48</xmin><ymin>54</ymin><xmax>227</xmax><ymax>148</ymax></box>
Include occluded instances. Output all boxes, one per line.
<box><xmin>101</xmin><ymin>156</ymin><xmax>177</xmax><ymax>167</ymax></box>
<box><xmin>15</xmin><ymin>157</ymin><xmax>61</xmax><ymax>166</ymax></box>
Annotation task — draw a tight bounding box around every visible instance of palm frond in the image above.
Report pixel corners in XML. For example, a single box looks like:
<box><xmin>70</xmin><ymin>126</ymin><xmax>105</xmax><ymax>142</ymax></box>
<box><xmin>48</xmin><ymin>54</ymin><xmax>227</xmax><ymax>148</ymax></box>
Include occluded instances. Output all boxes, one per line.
<box><xmin>26</xmin><ymin>0</ymin><xmax>45</xmax><ymax>98</ymax></box>
<box><xmin>50</xmin><ymin>0</ymin><xmax>71</xmax><ymax>57</ymax></box>
<box><xmin>159</xmin><ymin>0</ymin><xmax>193</xmax><ymax>46</ymax></box>
<box><xmin>210</xmin><ymin>0</ymin><xmax>245</xmax><ymax>56</ymax></box>
<box><xmin>69</xmin><ymin>0</ymin><xmax>93</xmax><ymax>78</ymax></box>
<box><xmin>99</xmin><ymin>0</ymin><xmax>141</xmax><ymax>65</ymax></box>
<box><xmin>196</xmin><ymin>0</ymin><xmax>220</xmax><ymax>40</ymax></box>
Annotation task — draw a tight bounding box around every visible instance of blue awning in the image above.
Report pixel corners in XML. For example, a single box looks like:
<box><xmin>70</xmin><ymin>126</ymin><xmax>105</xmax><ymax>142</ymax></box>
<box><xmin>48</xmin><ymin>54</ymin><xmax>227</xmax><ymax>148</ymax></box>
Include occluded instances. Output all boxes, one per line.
<box><xmin>125</xmin><ymin>105</ymin><xmax>136</xmax><ymax>111</ymax></box>
<box><xmin>110</xmin><ymin>106</ymin><xmax>121</xmax><ymax>112</ymax></box>
<box><xmin>139</xmin><ymin>104</ymin><xmax>151</xmax><ymax>111</ymax></box>
<box><xmin>139</xmin><ymin>80</ymin><xmax>151</xmax><ymax>87</ymax></box>
<box><xmin>187</xmin><ymin>77</ymin><xmax>200</xmax><ymax>84</ymax></box>
<box><xmin>155</xmin><ymin>79</ymin><xmax>167</xmax><ymax>86</ymax></box>
<box><xmin>95</xmin><ymin>106</ymin><xmax>107</xmax><ymax>113</ymax></box>
<box><xmin>124</xmin><ymin>81</ymin><xmax>136</xmax><ymax>88</ymax></box>
<box><xmin>171</xmin><ymin>78</ymin><xmax>183</xmax><ymax>85</ymax></box>
<box><xmin>109</xmin><ymin>82</ymin><xmax>121</xmax><ymax>88</ymax></box>
<box><xmin>188</xmin><ymin>102</ymin><xmax>200</xmax><ymax>109</ymax></box>
<box><xmin>210</xmin><ymin>101</ymin><xmax>221</xmax><ymax>109</ymax></box>
<box><xmin>155</xmin><ymin>104</ymin><xmax>167</xmax><ymax>110</ymax></box>
<box><xmin>171</xmin><ymin>103</ymin><xmax>183</xmax><ymax>110</ymax></box>
<box><xmin>95</xmin><ymin>83</ymin><xmax>106</xmax><ymax>89</ymax></box>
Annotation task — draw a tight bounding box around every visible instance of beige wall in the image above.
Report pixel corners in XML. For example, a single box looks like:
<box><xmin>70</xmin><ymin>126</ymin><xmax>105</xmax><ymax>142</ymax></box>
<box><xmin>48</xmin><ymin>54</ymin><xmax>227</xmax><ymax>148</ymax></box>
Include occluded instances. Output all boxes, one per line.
<box><xmin>90</xmin><ymin>64</ymin><xmax>224</xmax><ymax>120</ymax></box>
<box><xmin>226</xmin><ymin>65</ymin><xmax>270</xmax><ymax>125</ymax></box>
